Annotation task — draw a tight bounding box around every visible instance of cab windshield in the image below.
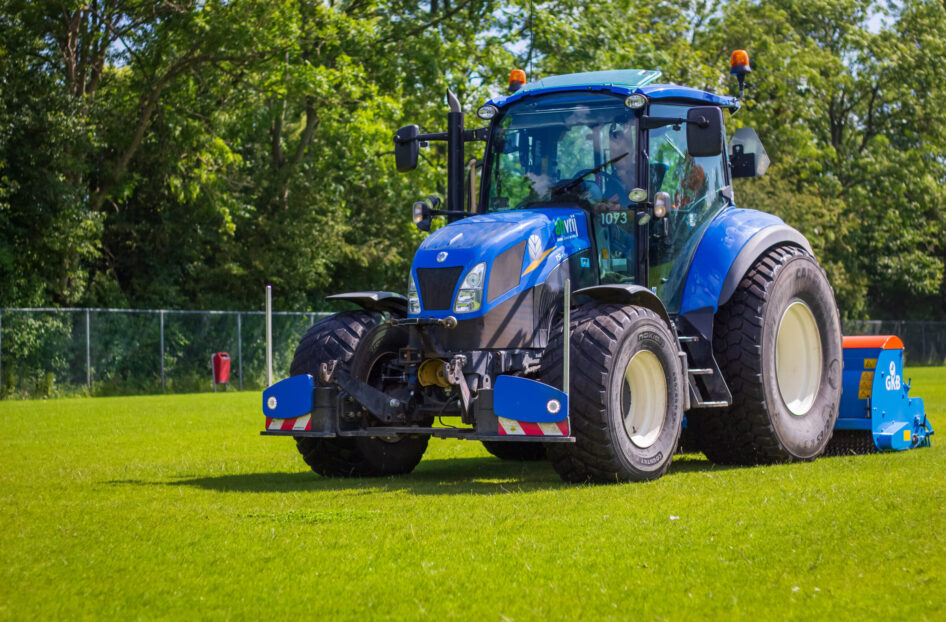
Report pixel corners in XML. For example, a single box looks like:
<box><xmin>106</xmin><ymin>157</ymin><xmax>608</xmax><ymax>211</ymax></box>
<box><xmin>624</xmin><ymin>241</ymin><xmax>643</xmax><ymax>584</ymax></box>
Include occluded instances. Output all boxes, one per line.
<box><xmin>483</xmin><ymin>93</ymin><xmax>640</xmax><ymax>212</ymax></box>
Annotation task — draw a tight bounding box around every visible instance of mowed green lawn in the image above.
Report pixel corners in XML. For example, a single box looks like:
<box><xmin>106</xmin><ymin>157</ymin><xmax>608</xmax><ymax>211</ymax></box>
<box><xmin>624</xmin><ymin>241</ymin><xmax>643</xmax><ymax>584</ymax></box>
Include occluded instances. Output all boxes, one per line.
<box><xmin>1</xmin><ymin>369</ymin><xmax>943</xmax><ymax>621</ymax></box>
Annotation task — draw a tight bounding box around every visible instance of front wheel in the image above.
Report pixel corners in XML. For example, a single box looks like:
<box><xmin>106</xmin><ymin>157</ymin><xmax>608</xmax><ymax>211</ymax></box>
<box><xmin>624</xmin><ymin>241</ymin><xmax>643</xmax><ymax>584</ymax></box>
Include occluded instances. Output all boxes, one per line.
<box><xmin>292</xmin><ymin>315</ymin><xmax>428</xmax><ymax>477</ymax></box>
<box><xmin>542</xmin><ymin>304</ymin><xmax>685</xmax><ymax>483</ymax></box>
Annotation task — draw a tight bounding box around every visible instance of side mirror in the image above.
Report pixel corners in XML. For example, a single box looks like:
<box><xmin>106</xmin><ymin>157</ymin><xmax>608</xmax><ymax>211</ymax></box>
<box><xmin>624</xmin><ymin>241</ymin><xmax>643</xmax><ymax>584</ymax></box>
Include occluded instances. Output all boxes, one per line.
<box><xmin>394</xmin><ymin>125</ymin><xmax>420</xmax><ymax>172</ymax></box>
<box><xmin>729</xmin><ymin>127</ymin><xmax>770</xmax><ymax>178</ymax></box>
<box><xmin>686</xmin><ymin>107</ymin><xmax>724</xmax><ymax>157</ymax></box>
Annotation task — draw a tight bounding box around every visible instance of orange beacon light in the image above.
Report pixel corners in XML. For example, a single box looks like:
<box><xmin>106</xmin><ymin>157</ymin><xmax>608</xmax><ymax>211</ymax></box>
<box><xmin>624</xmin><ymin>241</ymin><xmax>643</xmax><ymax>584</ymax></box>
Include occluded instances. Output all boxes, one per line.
<box><xmin>730</xmin><ymin>49</ymin><xmax>751</xmax><ymax>99</ymax></box>
<box><xmin>508</xmin><ymin>69</ymin><xmax>527</xmax><ymax>93</ymax></box>
<box><xmin>730</xmin><ymin>50</ymin><xmax>751</xmax><ymax>75</ymax></box>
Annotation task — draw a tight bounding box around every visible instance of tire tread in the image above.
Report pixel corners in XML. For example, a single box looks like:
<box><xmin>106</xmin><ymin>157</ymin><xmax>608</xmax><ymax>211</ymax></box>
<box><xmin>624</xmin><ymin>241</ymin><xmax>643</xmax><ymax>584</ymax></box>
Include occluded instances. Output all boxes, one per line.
<box><xmin>542</xmin><ymin>304</ymin><xmax>680</xmax><ymax>482</ymax></box>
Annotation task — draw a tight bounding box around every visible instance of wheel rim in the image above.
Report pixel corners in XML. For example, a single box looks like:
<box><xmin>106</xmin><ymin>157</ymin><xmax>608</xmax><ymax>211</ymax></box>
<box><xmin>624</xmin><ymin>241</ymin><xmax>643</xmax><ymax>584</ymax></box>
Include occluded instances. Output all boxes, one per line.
<box><xmin>621</xmin><ymin>350</ymin><xmax>667</xmax><ymax>448</ymax></box>
<box><xmin>775</xmin><ymin>300</ymin><xmax>822</xmax><ymax>416</ymax></box>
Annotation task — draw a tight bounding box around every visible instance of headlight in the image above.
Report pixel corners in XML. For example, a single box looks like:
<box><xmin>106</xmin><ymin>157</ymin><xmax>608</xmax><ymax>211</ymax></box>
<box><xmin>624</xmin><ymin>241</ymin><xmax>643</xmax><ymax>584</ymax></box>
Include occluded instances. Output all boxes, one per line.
<box><xmin>477</xmin><ymin>104</ymin><xmax>498</xmax><ymax>120</ymax></box>
<box><xmin>453</xmin><ymin>262</ymin><xmax>486</xmax><ymax>313</ymax></box>
<box><xmin>412</xmin><ymin>201</ymin><xmax>426</xmax><ymax>225</ymax></box>
<box><xmin>624</xmin><ymin>94</ymin><xmax>647</xmax><ymax>109</ymax></box>
<box><xmin>408</xmin><ymin>272</ymin><xmax>421</xmax><ymax>314</ymax></box>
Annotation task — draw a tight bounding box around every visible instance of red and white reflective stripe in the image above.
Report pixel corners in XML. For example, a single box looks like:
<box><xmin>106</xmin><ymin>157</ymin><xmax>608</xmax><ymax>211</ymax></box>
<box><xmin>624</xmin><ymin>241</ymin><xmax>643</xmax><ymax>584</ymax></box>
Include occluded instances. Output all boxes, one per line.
<box><xmin>265</xmin><ymin>414</ymin><xmax>311</xmax><ymax>431</ymax></box>
<box><xmin>497</xmin><ymin>417</ymin><xmax>568</xmax><ymax>436</ymax></box>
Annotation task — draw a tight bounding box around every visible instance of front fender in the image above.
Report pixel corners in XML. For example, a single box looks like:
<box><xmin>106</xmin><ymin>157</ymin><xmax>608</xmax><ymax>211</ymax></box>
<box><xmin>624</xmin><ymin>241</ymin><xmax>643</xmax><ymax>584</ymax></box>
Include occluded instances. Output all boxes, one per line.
<box><xmin>574</xmin><ymin>284</ymin><xmax>673</xmax><ymax>329</ymax></box>
<box><xmin>326</xmin><ymin>291</ymin><xmax>407</xmax><ymax>316</ymax></box>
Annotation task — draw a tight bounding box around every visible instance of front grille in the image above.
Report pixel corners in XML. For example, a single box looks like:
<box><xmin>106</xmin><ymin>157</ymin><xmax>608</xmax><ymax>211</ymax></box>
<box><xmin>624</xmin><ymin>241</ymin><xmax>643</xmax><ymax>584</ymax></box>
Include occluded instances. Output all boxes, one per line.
<box><xmin>416</xmin><ymin>266</ymin><xmax>464</xmax><ymax>311</ymax></box>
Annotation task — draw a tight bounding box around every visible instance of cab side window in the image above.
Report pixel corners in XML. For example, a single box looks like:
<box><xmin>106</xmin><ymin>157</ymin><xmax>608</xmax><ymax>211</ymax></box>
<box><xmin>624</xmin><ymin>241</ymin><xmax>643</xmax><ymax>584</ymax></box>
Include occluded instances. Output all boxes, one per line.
<box><xmin>648</xmin><ymin>103</ymin><xmax>729</xmax><ymax>311</ymax></box>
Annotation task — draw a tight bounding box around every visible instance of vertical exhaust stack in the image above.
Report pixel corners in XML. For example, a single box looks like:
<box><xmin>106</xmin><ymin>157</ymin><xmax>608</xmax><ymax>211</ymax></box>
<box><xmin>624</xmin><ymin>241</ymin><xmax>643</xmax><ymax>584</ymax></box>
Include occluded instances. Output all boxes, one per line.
<box><xmin>446</xmin><ymin>89</ymin><xmax>465</xmax><ymax>213</ymax></box>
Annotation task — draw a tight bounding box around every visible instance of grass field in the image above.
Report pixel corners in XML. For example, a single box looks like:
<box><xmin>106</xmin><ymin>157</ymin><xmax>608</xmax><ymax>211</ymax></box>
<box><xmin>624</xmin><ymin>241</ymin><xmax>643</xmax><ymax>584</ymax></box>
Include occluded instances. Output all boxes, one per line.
<box><xmin>1</xmin><ymin>368</ymin><xmax>944</xmax><ymax>621</ymax></box>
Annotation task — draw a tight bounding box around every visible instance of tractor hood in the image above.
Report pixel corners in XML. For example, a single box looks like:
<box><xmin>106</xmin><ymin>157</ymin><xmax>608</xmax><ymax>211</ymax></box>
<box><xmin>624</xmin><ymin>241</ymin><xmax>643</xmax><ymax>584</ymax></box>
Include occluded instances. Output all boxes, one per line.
<box><xmin>410</xmin><ymin>207</ymin><xmax>591</xmax><ymax>319</ymax></box>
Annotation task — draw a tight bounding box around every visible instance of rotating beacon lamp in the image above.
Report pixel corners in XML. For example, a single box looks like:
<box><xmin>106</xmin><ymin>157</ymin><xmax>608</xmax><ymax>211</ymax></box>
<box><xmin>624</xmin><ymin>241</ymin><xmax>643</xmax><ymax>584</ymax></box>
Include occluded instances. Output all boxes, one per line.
<box><xmin>508</xmin><ymin>69</ymin><xmax>527</xmax><ymax>93</ymax></box>
<box><xmin>730</xmin><ymin>49</ymin><xmax>751</xmax><ymax>99</ymax></box>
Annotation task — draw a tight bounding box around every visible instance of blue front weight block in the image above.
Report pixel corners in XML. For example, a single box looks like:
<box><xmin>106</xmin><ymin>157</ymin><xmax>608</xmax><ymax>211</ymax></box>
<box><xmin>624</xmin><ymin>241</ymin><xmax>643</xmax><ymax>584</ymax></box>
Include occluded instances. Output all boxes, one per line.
<box><xmin>493</xmin><ymin>375</ymin><xmax>568</xmax><ymax>423</ymax></box>
<box><xmin>263</xmin><ymin>374</ymin><xmax>315</xmax><ymax>419</ymax></box>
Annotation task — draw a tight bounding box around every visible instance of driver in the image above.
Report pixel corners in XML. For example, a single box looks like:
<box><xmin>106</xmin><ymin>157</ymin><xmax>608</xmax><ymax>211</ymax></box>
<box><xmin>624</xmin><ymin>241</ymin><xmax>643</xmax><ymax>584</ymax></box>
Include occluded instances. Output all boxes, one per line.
<box><xmin>596</xmin><ymin>120</ymin><xmax>638</xmax><ymax>282</ymax></box>
<box><xmin>601</xmin><ymin>121</ymin><xmax>639</xmax><ymax>208</ymax></box>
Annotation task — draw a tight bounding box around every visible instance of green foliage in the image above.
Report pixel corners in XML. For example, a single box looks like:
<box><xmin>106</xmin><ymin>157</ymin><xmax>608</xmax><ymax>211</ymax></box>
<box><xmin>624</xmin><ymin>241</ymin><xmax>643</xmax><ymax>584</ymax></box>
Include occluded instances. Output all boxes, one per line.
<box><xmin>0</xmin><ymin>0</ymin><xmax>944</xmax><ymax>319</ymax></box>
<box><xmin>713</xmin><ymin>0</ymin><xmax>946</xmax><ymax>319</ymax></box>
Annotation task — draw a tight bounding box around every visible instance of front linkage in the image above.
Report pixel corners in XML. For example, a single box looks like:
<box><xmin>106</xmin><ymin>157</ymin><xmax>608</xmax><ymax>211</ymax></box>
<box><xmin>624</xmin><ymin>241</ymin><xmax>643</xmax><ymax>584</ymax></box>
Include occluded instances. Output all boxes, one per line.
<box><xmin>262</xmin><ymin>284</ymin><xmax>575</xmax><ymax>445</ymax></box>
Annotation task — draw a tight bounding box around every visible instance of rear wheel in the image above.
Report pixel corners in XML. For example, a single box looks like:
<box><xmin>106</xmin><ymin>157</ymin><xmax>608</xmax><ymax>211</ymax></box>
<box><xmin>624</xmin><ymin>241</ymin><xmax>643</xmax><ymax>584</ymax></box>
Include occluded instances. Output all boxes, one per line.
<box><xmin>481</xmin><ymin>441</ymin><xmax>547</xmax><ymax>461</ymax></box>
<box><xmin>542</xmin><ymin>304</ymin><xmax>684</xmax><ymax>483</ymax></box>
<box><xmin>688</xmin><ymin>245</ymin><xmax>843</xmax><ymax>464</ymax></box>
<box><xmin>291</xmin><ymin>312</ymin><xmax>428</xmax><ymax>477</ymax></box>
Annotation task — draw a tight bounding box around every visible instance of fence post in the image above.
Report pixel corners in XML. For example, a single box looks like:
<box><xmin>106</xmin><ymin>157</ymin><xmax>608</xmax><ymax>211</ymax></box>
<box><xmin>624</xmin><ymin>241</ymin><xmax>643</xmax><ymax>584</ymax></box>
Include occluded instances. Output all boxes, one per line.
<box><xmin>266</xmin><ymin>285</ymin><xmax>273</xmax><ymax>387</ymax></box>
<box><xmin>85</xmin><ymin>309</ymin><xmax>91</xmax><ymax>389</ymax></box>
<box><xmin>160</xmin><ymin>310</ymin><xmax>165</xmax><ymax>390</ymax></box>
<box><xmin>237</xmin><ymin>312</ymin><xmax>243</xmax><ymax>391</ymax></box>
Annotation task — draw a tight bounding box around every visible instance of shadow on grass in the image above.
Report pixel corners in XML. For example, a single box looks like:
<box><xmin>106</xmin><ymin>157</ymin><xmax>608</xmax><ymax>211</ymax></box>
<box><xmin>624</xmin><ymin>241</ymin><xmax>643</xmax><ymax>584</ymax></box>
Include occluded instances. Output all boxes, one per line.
<box><xmin>107</xmin><ymin>452</ymin><xmax>739</xmax><ymax>495</ymax></box>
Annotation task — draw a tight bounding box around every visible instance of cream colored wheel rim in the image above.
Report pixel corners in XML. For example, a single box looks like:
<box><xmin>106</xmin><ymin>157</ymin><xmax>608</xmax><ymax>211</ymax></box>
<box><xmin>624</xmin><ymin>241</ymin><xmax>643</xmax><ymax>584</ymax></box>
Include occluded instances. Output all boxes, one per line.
<box><xmin>775</xmin><ymin>300</ymin><xmax>822</xmax><ymax>416</ymax></box>
<box><xmin>622</xmin><ymin>350</ymin><xmax>667</xmax><ymax>448</ymax></box>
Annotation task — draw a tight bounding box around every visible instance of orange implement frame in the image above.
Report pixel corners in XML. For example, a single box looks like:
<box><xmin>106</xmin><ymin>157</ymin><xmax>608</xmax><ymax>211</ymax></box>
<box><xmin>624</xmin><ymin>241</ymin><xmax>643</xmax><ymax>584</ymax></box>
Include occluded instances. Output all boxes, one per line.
<box><xmin>842</xmin><ymin>335</ymin><xmax>904</xmax><ymax>350</ymax></box>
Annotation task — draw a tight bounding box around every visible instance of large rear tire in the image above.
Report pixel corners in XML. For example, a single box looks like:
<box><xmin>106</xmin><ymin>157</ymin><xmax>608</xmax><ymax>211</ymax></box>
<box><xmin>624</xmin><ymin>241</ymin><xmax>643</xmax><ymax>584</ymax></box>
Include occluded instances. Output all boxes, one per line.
<box><xmin>688</xmin><ymin>245</ymin><xmax>843</xmax><ymax>464</ymax></box>
<box><xmin>291</xmin><ymin>312</ymin><xmax>428</xmax><ymax>477</ymax></box>
<box><xmin>542</xmin><ymin>304</ymin><xmax>685</xmax><ymax>483</ymax></box>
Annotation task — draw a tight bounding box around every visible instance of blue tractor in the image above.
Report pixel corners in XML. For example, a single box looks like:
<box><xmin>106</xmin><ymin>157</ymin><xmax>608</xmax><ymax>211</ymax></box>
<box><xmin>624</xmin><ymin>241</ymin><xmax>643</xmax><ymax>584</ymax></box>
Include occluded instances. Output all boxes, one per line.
<box><xmin>261</xmin><ymin>55</ymin><xmax>928</xmax><ymax>482</ymax></box>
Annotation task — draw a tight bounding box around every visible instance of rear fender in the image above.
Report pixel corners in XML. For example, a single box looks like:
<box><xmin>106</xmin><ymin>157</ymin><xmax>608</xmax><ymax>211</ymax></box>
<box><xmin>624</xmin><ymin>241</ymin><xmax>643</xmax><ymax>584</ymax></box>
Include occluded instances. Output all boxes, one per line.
<box><xmin>678</xmin><ymin>207</ymin><xmax>812</xmax><ymax>340</ymax></box>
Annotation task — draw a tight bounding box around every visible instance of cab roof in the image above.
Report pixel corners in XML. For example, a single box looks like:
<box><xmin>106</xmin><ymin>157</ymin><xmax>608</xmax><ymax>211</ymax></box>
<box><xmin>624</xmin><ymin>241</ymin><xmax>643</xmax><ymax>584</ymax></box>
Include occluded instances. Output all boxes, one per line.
<box><xmin>487</xmin><ymin>69</ymin><xmax>739</xmax><ymax>111</ymax></box>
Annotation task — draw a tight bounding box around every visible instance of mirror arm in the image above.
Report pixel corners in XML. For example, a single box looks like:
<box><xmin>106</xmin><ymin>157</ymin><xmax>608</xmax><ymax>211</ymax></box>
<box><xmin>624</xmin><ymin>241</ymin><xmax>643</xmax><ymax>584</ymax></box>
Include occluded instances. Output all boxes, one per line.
<box><xmin>640</xmin><ymin>115</ymin><xmax>686</xmax><ymax>130</ymax></box>
<box><xmin>396</xmin><ymin>127</ymin><xmax>487</xmax><ymax>145</ymax></box>
<box><xmin>640</xmin><ymin>115</ymin><xmax>710</xmax><ymax>130</ymax></box>
<box><xmin>396</xmin><ymin>131</ymin><xmax>447</xmax><ymax>145</ymax></box>
<box><xmin>463</xmin><ymin>127</ymin><xmax>489</xmax><ymax>142</ymax></box>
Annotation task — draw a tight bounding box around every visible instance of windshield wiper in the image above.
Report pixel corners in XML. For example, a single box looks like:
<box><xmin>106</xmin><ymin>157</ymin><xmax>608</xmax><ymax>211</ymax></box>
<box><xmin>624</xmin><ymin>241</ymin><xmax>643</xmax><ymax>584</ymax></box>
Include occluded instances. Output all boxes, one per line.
<box><xmin>551</xmin><ymin>152</ymin><xmax>629</xmax><ymax>196</ymax></box>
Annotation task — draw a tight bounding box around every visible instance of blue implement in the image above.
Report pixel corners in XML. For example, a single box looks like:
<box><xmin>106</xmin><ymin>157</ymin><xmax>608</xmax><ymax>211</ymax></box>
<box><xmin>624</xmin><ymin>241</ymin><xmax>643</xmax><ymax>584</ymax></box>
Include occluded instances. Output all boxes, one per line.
<box><xmin>835</xmin><ymin>336</ymin><xmax>933</xmax><ymax>452</ymax></box>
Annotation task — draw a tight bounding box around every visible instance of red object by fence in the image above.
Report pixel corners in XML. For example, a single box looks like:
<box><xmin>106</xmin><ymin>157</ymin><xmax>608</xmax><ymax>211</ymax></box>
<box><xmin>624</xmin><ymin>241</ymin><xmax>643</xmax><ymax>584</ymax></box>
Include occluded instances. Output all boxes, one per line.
<box><xmin>212</xmin><ymin>352</ymin><xmax>231</xmax><ymax>384</ymax></box>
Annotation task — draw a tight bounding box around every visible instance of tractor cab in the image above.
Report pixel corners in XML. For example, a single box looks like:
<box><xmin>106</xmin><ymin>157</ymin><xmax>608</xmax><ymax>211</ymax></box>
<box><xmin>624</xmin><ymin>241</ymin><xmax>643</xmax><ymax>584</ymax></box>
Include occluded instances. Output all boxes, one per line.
<box><xmin>475</xmin><ymin>69</ymin><xmax>766</xmax><ymax>313</ymax></box>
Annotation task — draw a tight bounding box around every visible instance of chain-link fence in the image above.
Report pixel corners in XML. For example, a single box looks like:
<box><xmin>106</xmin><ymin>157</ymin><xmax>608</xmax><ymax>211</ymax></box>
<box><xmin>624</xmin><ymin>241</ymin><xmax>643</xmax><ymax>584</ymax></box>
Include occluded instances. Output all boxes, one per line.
<box><xmin>0</xmin><ymin>308</ymin><xmax>943</xmax><ymax>399</ymax></box>
<box><xmin>0</xmin><ymin>308</ymin><xmax>330</xmax><ymax>398</ymax></box>
<box><xmin>842</xmin><ymin>320</ymin><xmax>946</xmax><ymax>367</ymax></box>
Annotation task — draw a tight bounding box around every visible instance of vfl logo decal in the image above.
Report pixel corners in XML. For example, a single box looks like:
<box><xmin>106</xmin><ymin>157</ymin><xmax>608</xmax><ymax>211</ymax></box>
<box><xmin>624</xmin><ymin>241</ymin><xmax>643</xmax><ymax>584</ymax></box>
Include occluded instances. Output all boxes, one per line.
<box><xmin>554</xmin><ymin>215</ymin><xmax>578</xmax><ymax>240</ymax></box>
<box><xmin>436</xmin><ymin>251</ymin><xmax>448</xmax><ymax>263</ymax></box>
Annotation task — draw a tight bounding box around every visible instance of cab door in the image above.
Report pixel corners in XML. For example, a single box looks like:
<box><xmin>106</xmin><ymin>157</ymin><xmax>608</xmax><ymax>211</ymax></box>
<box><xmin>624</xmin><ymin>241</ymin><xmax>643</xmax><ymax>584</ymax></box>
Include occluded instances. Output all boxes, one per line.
<box><xmin>647</xmin><ymin>103</ymin><xmax>730</xmax><ymax>311</ymax></box>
